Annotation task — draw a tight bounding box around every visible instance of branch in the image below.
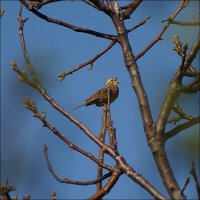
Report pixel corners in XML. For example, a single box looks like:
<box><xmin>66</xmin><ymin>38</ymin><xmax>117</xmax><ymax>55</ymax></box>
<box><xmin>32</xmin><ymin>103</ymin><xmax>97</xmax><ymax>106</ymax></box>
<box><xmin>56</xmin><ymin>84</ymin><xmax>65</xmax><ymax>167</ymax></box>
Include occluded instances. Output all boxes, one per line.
<box><xmin>89</xmin><ymin>170</ymin><xmax>121</xmax><ymax>199</ymax></box>
<box><xmin>58</xmin><ymin>40</ymin><xmax>117</xmax><ymax>80</ymax></box>
<box><xmin>20</xmin><ymin>0</ymin><xmax>116</xmax><ymax>40</ymax></box>
<box><xmin>29</xmin><ymin>0</ymin><xmax>62</xmax><ymax>9</ymax></box>
<box><xmin>89</xmin><ymin>0</ymin><xmax>111</xmax><ymax>15</ymax></box>
<box><xmin>0</xmin><ymin>184</ymin><xmax>16</xmax><ymax>200</ymax></box>
<box><xmin>127</xmin><ymin>16</ymin><xmax>150</xmax><ymax>33</ymax></box>
<box><xmin>162</xmin><ymin>20</ymin><xmax>200</xmax><ymax>26</ymax></box>
<box><xmin>171</xmin><ymin>102</ymin><xmax>193</xmax><ymax>120</ymax></box>
<box><xmin>156</xmin><ymin>36</ymin><xmax>200</xmax><ymax>135</ymax></box>
<box><xmin>43</xmin><ymin>145</ymin><xmax>112</xmax><ymax>185</ymax></box>
<box><xmin>190</xmin><ymin>161</ymin><xmax>200</xmax><ymax>199</ymax></box>
<box><xmin>122</xmin><ymin>0</ymin><xmax>143</xmax><ymax>20</ymax></box>
<box><xmin>135</xmin><ymin>0</ymin><xmax>189</xmax><ymax>60</ymax></box>
<box><xmin>165</xmin><ymin>116</ymin><xmax>200</xmax><ymax>140</ymax></box>
<box><xmin>23</xmin><ymin>96</ymin><xmax>112</xmax><ymax>171</ymax></box>
<box><xmin>51</xmin><ymin>191</ymin><xmax>56</xmax><ymax>200</ymax></box>
<box><xmin>182</xmin><ymin>36</ymin><xmax>200</xmax><ymax>74</ymax></box>
<box><xmin>82</xmin><ymin>0</ymin><xmax>98</xmax><ymax>9</ymax></box>
<box><xmin>14</xmin><ymin>3</ymin><xmax>168</xmax><ymax>199</ymax></box>
<box><xmin>180</xmin><ymin>176</ymin><xmax>190</xmax><ymax>194</ymax></box>
<box><xmin>97</xmin><ymin>109</ymin><xmax>108</xmax><ymax>192</ymax></box>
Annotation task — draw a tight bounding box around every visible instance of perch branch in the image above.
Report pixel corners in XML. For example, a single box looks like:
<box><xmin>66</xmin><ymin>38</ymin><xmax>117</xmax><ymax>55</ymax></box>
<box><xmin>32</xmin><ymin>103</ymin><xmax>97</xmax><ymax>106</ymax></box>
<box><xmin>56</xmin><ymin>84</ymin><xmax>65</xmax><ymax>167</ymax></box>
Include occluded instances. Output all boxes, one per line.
<box><xmin>51</xmin><ymin>191</ymin><xmax>56</xmax><ymax>200</ymax></box>
<box><xmin>23</xmin><ymin>96</ymin><xmax>112</xmax><ymax>171</ymax></box>
<box><xmin>14</xmin><ymin>3</ymin><xmax>168</xmax><ymax>199</ymax></box>
<box><xmin>97</xmin><ymin>109</ymin><xmax>108</xmax><ymax>192</ymax></box>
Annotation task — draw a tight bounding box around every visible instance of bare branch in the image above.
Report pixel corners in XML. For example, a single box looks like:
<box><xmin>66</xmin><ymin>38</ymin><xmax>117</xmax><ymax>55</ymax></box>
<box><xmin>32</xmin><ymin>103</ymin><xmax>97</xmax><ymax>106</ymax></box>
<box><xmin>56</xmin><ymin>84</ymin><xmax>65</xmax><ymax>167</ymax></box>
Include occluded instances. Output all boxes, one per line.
<box><xmin>89</xmin><ymin>0</ymin><xmax>111</xmax><ymax>15</ymax></box>
<box><xmin>97</xmin><ymin>109</ymin><xmax>108</xmax><ymax>192</ymax></box>
<box><xmin>58</xmin><ymin>40</ymin><xmax>117</xmax><ymax>80</ymax></box>
<box><xmin>43</xmin><ymin>145</ymin><xmax>112</xmax><ymax>185</ymax></box>
<box><xmin>136</xmin><ymin>0</ymin><xmax>189</xmax><ymax>60</ymax></box>
<box><xmin>165</xmin><ymin>116</ymin><xmax>200</xmax><ymax>140</ymax></box>
<box><xmin>171</xmin><ymin>102</ymin><xmax>193</xmax><ymax>120</ymax></box>
<box><xmin>180</xmin><ymin>176</ymin><xmax>190</xmax><ymax>194</ymax></box>
<box><xmin>51</xmin><ymin>191</ymin><xmax>56</xmax><ymax>200</ymax></box>
<box><xmin>122</xmin><ymin>0</ymin><xmax>143</xmax><ymax>20</ymax></box>
<box><xmin>82</xmin><ymin>0</ymin><xmax>98</xmax><ymax>9</ymax></box>
<box><xmin>190</xmin><ymin>161</ymin><xmax>200</xmax><ymax>199</ymax></box>
<box><xmin>29</xmin><ymin>0</ymin><xmax>62</xmax><ymax>9</ymax></box>
<box><xmin>89</xmin><ymin>170</ymin><xmax>121</xmax><ymax>199</ymax></box>
<box><xmin>183</xmin><ymin>36</ymin><xmax>200</xmax><ymax>74</ymax></box>
<box><xmin>162</xmin><ymin>20</ymin><xmax>200</xmax><ymax>26</ymax></box>
<box><xmin>20</xmin><ymin>0</ymin><xmax>116</xmax><ymax>40</ymax></box>
<box><xmin>127</xmin><ymin>16</ymin><xmax>150</xmax><ymax>33</ymax></box>
<box><xmin>156</xmin><ymin>36</ymin><xmax>200</xmax><ymax>136</ymax></box>
<box><xmin>23</xmin><ymin>96</ymin><xmax>112</xmax><ymax>171</ymax></box>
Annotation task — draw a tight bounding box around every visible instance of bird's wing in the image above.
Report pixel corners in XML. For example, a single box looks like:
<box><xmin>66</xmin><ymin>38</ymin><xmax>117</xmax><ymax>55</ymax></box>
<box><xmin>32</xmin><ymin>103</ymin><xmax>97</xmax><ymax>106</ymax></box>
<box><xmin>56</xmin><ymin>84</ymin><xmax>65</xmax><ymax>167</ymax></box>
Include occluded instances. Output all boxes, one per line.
<box><xmin>85</xmin><ymin>87</ymin><xmax>107</xmax><ymax>106</ymax></box>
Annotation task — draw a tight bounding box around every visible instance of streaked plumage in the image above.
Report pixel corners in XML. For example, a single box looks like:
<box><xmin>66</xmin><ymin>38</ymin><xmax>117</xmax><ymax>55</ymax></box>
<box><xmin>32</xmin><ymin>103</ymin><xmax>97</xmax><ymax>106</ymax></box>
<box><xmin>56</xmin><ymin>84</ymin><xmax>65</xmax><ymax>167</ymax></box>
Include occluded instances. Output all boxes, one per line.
<box><xmin>74</xmin><ymin>77</ymin><xmax>119</xmax><ymax>110</ymax></box>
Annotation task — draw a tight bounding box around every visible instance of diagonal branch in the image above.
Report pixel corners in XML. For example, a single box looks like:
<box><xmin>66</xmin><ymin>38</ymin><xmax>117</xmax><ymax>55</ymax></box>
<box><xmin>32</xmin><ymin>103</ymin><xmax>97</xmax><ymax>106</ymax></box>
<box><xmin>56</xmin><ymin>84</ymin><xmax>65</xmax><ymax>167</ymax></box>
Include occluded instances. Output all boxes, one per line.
<box><xmin>58</xmin><ymin>40</ymin><xmax>117</xmax><ymax>80</ymax></box>
<box><xmin>43</xmin><ymin>145</ymin><xmax>112</xmax><ymax>185</ymax></box>
<box><xmin>165</xmin><ymin>116</ymin><xmax>200</xmax><ymax>140</ymax></box>
<box><xmin>127</xmin><ymin>16</ymin><xmax>150</xmax><ymax>33</ymax></box>
<box><xmin>20</xmin><ymin>0</ymin><xmax>116</xmax><ymax>40</ymax></box>
<box><xmin>180</xmin><ymin>176</ymin><xmax>190</xmax><ymax>194</ymax></box>
<box><xmin>23</xmin><ymin>96</ymin><xmax>112</xmax><ymax>171</ymax></box>
<box><xmin>135</xmin><ymin>0</ymin><xmax>189</xmax><ymax>60</ymax></box>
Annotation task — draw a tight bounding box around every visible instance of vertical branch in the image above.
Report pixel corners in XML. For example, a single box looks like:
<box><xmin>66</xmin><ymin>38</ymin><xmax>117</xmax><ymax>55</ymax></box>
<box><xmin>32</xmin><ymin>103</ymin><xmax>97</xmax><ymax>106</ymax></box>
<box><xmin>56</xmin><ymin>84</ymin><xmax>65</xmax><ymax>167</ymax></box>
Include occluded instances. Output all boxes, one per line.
<box><xmin>97</xmin><ymin>109</ymin><xmax>108</xmax><ymax>193</ymax></box>
<box><xmin>190</xmin><ymin>161</ymin><xmax>200</xmax><ymax>199</ymax></box>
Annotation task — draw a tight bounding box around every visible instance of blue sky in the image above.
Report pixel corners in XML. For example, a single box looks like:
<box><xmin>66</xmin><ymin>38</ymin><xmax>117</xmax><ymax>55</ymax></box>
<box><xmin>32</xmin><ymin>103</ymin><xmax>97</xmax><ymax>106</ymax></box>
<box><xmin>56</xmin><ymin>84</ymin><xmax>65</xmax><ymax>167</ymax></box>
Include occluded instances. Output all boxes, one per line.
<box><xmin>1</xmin><ymin>1</ymin><xmax>199</xmax><ymax>199</ymax></box>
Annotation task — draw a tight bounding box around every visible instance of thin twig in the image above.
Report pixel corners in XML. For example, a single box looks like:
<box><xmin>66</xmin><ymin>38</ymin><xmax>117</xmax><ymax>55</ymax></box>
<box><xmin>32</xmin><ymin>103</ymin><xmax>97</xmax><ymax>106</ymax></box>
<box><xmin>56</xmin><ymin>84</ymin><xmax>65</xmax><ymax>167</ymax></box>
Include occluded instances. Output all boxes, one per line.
<box><xmin>43</xmin><ymin>145</ymin><xmax>112</xmax><ymax>185</ymax></box>
<box><xmin>135</xmin><ymin>0</ymin><xmax>189</xmax><ymax>60</ymax></box>
<box><xmin>127</xmin><ymin>16</ymin><xmax>150</xmax><ymax>33</ymax></box>
<box><xmin>180</xmin><ymin>176</ymin><xmax>190</xmax><ymax>194</ymax></box>
<box><xmin>165</xmin><ymin>116</ymin><xmax>200</xmax><ymax>140</ymax></box>
<box><xmin>58</xmin><ymin>40</ymin><xmax>117</xmax><ymax>80</ymax></box>
<box><xmin>172</xmin><ymin>102</ymin><xmax>193</xmax><ymax>120</ymax></box>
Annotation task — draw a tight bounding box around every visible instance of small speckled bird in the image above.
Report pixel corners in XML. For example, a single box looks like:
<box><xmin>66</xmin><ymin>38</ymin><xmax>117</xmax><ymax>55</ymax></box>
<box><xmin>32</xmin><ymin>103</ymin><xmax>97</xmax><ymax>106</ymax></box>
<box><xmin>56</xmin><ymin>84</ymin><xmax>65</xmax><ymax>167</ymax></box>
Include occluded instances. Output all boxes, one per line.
<box><xmin>74</xmin><ymin>77</ymin><xmax>119</xmax><ymax>110</ymax></box>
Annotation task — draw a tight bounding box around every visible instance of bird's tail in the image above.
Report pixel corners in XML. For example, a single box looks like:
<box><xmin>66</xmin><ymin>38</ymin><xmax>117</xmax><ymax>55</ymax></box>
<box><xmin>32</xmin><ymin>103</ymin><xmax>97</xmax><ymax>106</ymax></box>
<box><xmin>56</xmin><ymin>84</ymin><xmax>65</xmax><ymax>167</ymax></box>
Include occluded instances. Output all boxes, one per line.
<box><xmin>73</xmin><ymin>103</ymin><xmax>85</xmax><ymax>110</ymax></box>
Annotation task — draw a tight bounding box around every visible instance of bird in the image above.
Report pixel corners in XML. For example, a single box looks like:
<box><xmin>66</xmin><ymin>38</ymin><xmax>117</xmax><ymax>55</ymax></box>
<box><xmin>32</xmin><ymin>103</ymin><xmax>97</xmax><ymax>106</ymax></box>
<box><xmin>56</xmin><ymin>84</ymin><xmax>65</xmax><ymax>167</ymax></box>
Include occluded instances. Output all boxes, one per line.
<box><xmin>73</xmin><ymin>77</ymin><xmax>119</xmax><ymax>110</ymax></box>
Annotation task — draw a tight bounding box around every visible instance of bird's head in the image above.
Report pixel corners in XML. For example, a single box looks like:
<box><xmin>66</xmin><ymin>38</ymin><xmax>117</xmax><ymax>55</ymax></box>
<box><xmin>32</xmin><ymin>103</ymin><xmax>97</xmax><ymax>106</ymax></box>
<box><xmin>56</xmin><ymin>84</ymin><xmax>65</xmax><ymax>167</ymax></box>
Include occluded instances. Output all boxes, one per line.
<box><xmin>105</xmin><ymin>77</ymin><xmax>119</xmax><ymax>87</ymax></box>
